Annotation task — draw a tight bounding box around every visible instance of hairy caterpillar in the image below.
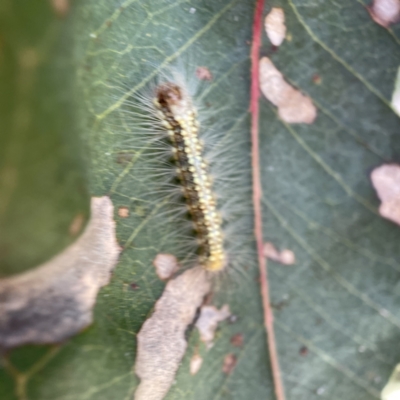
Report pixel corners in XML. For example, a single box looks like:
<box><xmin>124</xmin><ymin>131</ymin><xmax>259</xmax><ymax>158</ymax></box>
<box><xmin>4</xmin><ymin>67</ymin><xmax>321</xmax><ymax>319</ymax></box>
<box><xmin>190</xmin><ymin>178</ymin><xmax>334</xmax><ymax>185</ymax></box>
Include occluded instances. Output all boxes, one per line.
<box><xmin>109</xmin><ymin>63</ymin><xmax>251</xmax><ymax>278</ymax></box>
<box><xmin>153</xmin><ymin>82</ymin><xmax>225</xmax><ymax>272</ymax></box>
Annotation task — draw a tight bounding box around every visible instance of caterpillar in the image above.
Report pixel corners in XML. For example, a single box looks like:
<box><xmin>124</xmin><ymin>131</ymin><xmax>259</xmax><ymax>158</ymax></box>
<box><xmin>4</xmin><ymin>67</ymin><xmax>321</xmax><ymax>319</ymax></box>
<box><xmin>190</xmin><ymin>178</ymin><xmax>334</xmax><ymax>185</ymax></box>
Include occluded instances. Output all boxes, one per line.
<box><xmin>110</xmin><ymin>63</ymin><xmax>251</xmax><ymax>278</ymax></box>
<box><xmin>153</xmin><ymin>82</ymin><xmax>225</xmax><ymax>272</ymax></box>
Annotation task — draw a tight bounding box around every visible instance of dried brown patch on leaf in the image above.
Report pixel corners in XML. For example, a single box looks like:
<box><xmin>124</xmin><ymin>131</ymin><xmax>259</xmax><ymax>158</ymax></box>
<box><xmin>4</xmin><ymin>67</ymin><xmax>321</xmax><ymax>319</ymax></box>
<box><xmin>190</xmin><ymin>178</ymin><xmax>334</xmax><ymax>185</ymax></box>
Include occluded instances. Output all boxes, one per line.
<box><xmin>371</xmin><ymin>164</ymin><xmax>400</xmax><ymax>226</ymax></box>
<box><xmin>265</xmin><ymin>7</ymin><xmax>286</xmax><ymax>46</ymax></box>
<box><xmin>0</xmin><ymin>196</ymin><xmax>120</xmax><ymax>348</ymax></box>
<box><xmin>222</xmin><ymin>353</ymin><xmax>237</xmax><ymax>374</ymax></box>
<box><xmin>134</xmin><ymin>268</ymin><xmax>211</xmax><ymax>400</ymax></box>
<box><xmin>259</xmin><ymin>57</ymin><xmax>317</xmax><ymax>124</ymax></box>
<box><xmin>263</xmin><ymin>242</ymin><xmax>296</xmax><ymax>265</ymax></box>
<box><xmin>190</xmin><ymin>353</ymin><xmax>203</xmax><ymax>375</ymax></box>
<box><xmin>195</xmin><ymin>304</ymin><xmax>230</xmax><ymax>348</ymax></box>
<box><xmin>153</xmin><ymin>253</ymin><xmax>179</xmax><ymax>280</ymax></box>
<box><xmin>367</xmin><ymin>0</ymin><xmax>400</xmax><ymax>27</ymax></box>
<box><xmin>196</xmin><ymin>66</ymin><xmax>213</xmax><ymax>81</ymax></box>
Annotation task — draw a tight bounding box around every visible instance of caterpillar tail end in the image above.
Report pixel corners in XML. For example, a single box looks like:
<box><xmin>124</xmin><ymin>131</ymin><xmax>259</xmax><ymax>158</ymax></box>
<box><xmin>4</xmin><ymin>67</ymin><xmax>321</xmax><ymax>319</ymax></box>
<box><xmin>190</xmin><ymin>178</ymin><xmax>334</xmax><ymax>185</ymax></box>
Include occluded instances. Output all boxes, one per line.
<box><xmin>204</xmin><ymin>253</ymin><xmax>227</xmax><ymax>272</ymax></box>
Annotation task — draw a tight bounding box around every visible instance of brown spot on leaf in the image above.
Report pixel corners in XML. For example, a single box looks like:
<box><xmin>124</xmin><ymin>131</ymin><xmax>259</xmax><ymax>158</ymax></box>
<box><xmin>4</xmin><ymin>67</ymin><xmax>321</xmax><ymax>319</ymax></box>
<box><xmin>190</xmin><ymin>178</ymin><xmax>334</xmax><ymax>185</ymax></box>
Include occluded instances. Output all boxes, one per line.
<box><xmin>222</xmin><ymin>353</ymin><xmax>237</xmax><ymax>374</ymax></box>
<box><xmin>195</xmin><ymin>304</ymin><xmax>231</xmax><ymax>348</ymax></box>
<box><xmin>69</xmin><ymin>213</ymin><xmax>85</xmax><ymax>236</ymax></box>
<box><xmin>312</xmin><ymin>74</ymin><xmax>322</xmax><ymax>85</ymax></box>
<box><xmin>153</xmin><ymin>253</ymin><xmax>179</xmax><ymax>280</ymax></box>
<box><xmin>259</xmin><ymin>57</ymin><xmax>317</xmax><ymax>124</ymax></box>
<box><xmin>118</xmin><ymin>206</ymin><xmax>129</xmax><ymax>218</ymax></box>
<box><xmin>190</xmin><ymin>353</ymin><xmax>203</xmax><ymax>375</ymax></box>
<box><xmin>196</xmin><ymin>66</ymin><xmax>213</xmax><ymax>81</ymax></box>
<box><xmin>263</xmin><ymin>242</ymin><xmax>296</xmax><ymax>265</ymax></box>
<box><xmin>130</xmin><ymin>282</ymin><xmax>139</xmax><ymax>290</ymax></box>
<box><xmin>371</xmin><ymin>164</ymin><xmax>400</xmax><ymax>226</ymax></box>
<box><xmin>265</xmin><ymin>7</ymin><xmax>286</xmax><ymax>47</ymax></box>
<box><xmin>51</xmin><ymin>0</ymin><xmax>70</xmax><ymax>18</ymax></box>
<box><xmin>0</xmin><ymin>197</ymin><xmax>120</xmax><ymax>348</ymax></box>
<box><xmin>230</xmin><ymin>333</ymin><xmax>244</xmax><ymax>347</ymax></box>
<box><xmin>367</xmin><ymin>0</ymin><xmax>400</xmax><ymax>27</ymax></box>
<box><xmin>134</xmin><ymin>268</ymin><xmax>211</xmax><ymax>400</ymax></box>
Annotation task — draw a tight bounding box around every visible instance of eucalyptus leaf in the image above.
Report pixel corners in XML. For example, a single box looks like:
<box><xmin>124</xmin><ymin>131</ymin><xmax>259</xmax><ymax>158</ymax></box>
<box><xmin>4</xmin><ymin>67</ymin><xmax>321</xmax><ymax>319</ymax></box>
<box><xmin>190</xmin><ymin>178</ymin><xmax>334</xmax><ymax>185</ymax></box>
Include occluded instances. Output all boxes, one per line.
<box><xmin>1</xmin><ymin>1</ymin><xmax>400</xmax><ymax>400</ymax></box>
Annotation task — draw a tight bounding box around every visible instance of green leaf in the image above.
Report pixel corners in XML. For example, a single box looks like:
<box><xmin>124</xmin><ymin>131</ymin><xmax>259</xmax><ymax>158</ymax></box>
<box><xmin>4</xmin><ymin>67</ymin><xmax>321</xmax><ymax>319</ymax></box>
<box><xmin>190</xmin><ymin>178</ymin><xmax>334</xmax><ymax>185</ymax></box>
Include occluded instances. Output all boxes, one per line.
<box><xmin>2</xmin><ymin>1</ymin><xmax>273</xmax><ymax>399</ymax></box>
<box><xmin>1</xmin><ymin>0</ymin><xmax>400</xmax><ymax>400</ymax></box>
<box><xmin>0</xmin><ymin>0</ymin><xmax>89</xmax><ymax>277</ymax></box>
<box><xmin>262</xmin><ymin>1</ymin><xmax>400</xmax><ymax>399</ymax></box>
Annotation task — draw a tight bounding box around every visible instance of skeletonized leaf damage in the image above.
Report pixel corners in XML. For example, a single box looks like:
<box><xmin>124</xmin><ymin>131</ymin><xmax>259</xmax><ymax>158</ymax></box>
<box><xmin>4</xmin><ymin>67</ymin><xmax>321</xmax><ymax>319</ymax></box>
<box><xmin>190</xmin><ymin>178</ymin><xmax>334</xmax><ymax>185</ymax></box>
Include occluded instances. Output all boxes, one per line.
<box><xmin>134</xmin><ymin>267</ymin><xmax>211</xmax><ymax>400</ymax></box>
<box><xmin>0</xmin><ymin>196</ymin><xmax>121</xmax><ymax>348</ymax></box>
<box><xmin>259</xmin><ymin>57</ymin><xmax>317</xmax><ymax>124</ymax></box>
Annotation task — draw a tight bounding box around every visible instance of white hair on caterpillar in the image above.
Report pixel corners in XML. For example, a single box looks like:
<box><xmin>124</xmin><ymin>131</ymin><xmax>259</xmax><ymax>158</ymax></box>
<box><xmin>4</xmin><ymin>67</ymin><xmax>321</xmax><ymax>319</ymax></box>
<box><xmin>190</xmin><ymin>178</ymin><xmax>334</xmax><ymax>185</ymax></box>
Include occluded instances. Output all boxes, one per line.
<box><xmin>105</xmin><ymin>58</ymin><xmax>253</xmax><ymax>285</ymax></box>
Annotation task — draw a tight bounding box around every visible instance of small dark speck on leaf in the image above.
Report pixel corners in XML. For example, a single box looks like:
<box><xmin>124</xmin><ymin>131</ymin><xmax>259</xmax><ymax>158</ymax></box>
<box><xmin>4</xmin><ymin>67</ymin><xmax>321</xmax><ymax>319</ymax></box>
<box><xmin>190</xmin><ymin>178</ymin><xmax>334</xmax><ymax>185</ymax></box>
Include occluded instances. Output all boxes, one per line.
<box><xmin>222</xmin><ymin>353</ymin><xmax>237</xmax><ymax>374</ymax></box>
<box><xmin>230</xmin><ymin>333</ymin><xmax>244</xmax><ymax>347</ymax></box>
<box><xmin>270</xmin><ymin>45</ymin><xmax>278</xmax><ymax>53</ymax></box>
<box><xmin>299</xmin><ymin>346</ymin><xmax>308</xmax><ymax>356</ymax></box>
<box><xmin>130</xmin><ymin>282</ymin><xmax>139</xmax><ymax>290</ymax></box>
<box><xmin>312</xmin><ymin>74</ymin><xmax>322</xmax><ymax>84</ymax></box>
<box><xmin>116</xmin><ymin>152</ymin><xmax>134</xmax><ymax>165</ymax></box>
<box><xmin>271</xmin><ymin>298</ymin><xmax>289</xmax><ymax>311</ymax></box>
